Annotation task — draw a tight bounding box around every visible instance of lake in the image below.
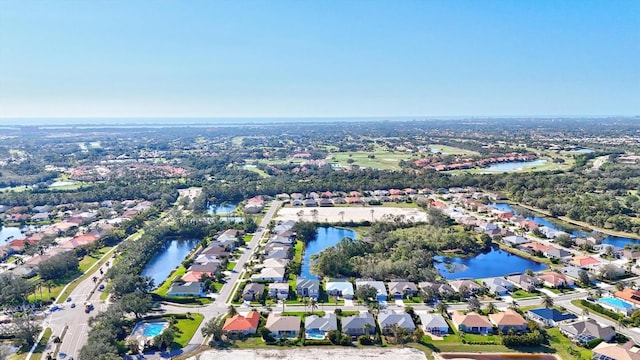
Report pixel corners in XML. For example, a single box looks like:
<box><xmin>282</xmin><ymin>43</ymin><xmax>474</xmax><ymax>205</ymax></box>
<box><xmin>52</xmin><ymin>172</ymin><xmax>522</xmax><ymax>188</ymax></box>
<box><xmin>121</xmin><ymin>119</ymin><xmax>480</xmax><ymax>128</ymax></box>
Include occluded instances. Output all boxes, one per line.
<box><xmin>490</xmin><ymin>203</ymin><xmax>639</xmax><ymax>248</ymax></box>
<box><xmin>482</xmin><ymin>160</ymin><xmax>547</xmax><ymax>172</ymax></box>
<box><xmin>300</xmin><ymin>227</ymin><xmax>357</xmax><ymax>279</ymax></box>
<box><xmin>207</xmin><ymin>202</ymin><xmax>237</xmax><ymax>215</ymax></box>
<box><xmin>435</xmin><ymin>247</ymin><xmax>548</xmax><ymax>279</ymax></box>
<box><xmin>141</xmin><ymin>238</ymin><xmax>200</xmax><ymax>287</ymax></box>
<box><xmin>0</xmin><ymin>226</ymin><xmax>35</xmax><ymax>246</ymax></box>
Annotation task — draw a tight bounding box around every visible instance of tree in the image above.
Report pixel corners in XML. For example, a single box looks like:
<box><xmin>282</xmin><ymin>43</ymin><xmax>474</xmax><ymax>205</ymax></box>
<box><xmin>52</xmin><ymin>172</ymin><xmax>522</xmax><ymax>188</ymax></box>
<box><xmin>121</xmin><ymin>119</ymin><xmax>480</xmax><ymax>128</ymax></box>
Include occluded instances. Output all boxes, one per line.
<box><xmin>292</xmin><ymin>221</ymin><xmax>317</xmax><ymax>243</ymax></box>
<box><xmin>467</xmin><ymin>297</ymin><xmax>481</xmax><ymax>312</ymax></box>
<box><xmin>541</xmin><ymin>294</ymin><xmax>554</xmax><ymax>308</ymax></box>
<box><xmin>11</xmin><ymin>311</ymin><xmax>41</xmax><ymax>347</ymax></box>
<box><xmin>309</xmin><ymin>298</ymin><xmax>318</xmax><ymax>313</ymax></box>
<box><xmin>153</xmin><ymin>328</ymin><xmax>175</xmax><ymax>350</ymax></box>
<box><xmin>338</xmin><ymin>210</ymin><xmax>345</xmax><ymax>222</ymax></box>
<box><xmin>578</xmin><ymin>270</ymin><xmax>591</xmax><ymax>287</ymax></box>
<box><xmin>485</xmin><ymin>302</ymin><xmax>497</xmax><ymax>314</ymax></box>
<box><xmin>412</xmin><ymin>327</ymin><xmax>425</xmax><ymax>343</ymax></box>
<box><xmin>436</xmin><ymin>301</ymin><xmax>449</xmax><ymax>316</ymax></box>
<box><xmin>355</xmin><ymin>285</ymin><xmax>378</xmax><ymax>304</ymax></box>
<box><xmin>420</xmin><ymin>286</ymin><xmax>437</xmax><ymax>304</ymax></box>
<box><xmin>201</xmin><ymin>317</ymin><xmax>224</xmax><ymax>343</ymax></box>
<box><xmin>228</xmin><ymin>305</ymin><xmax>238</xmax><ymax>317</ymax></box>
<box><xmin>119</xmin><ymin>291</ymin><xmax>153</xmax><ymax>319</ymax></box>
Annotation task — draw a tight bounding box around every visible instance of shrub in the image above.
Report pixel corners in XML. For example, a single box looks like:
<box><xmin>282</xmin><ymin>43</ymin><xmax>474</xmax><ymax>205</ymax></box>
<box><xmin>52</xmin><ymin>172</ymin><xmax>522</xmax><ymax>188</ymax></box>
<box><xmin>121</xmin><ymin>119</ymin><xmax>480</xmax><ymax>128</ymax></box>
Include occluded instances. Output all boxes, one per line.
<box><xmin>358</xmin><ymin>335</ymin><xmax>373</xmax><ymax>345</ymax></box>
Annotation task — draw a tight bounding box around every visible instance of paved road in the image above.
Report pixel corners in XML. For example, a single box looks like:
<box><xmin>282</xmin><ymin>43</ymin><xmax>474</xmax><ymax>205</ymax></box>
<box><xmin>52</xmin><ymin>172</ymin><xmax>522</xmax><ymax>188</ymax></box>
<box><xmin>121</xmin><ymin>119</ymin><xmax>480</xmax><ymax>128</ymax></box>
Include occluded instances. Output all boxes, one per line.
<box><xmin>182</xmin><ymin>200</ymin><xmax>282</xmax><ymax>347</ymax></box>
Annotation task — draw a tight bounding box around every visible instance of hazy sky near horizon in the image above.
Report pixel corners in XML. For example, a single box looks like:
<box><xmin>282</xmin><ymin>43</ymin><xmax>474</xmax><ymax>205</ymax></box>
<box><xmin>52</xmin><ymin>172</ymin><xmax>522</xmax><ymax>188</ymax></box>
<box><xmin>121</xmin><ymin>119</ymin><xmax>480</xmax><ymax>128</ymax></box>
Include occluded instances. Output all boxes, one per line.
<box><xmin>1</xmin><ymin>1</ymin><xmax>639</xmax><ymax>118</ymax></box>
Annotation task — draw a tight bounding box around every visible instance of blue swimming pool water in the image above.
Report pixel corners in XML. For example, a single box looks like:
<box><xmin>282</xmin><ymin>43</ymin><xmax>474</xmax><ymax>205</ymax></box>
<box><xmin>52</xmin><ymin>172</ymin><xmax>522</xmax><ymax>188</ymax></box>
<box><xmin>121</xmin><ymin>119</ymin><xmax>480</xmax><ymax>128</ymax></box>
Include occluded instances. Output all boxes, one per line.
<box><xmin>131</xmin><ymin>321</ymin><xmax>169</xmax><ymax>339</ymax></box>
<box><xmin>598</xmin><ymin>297</ymin><xmax>633</xmax><ymax>309</ymax></box>
<box><xmin>305</xmin><ymin>329</ymin><xmax>327</xmax><ymax>340</ymax></box>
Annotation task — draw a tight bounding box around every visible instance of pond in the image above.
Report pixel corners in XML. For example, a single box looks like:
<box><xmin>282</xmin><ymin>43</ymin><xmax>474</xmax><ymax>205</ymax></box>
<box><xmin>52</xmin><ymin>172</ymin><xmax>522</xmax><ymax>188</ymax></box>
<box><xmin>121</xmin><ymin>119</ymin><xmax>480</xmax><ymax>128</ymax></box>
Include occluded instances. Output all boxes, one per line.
<box><xmin>490</xmin><ymin>203</ymin><xmax>639</xmax><ymax>248</ymax></box>
<box><xmin>300</xmin><ymin>227</ymin><xmax>357</xmax><ymax>279</ymax></box>
<box><xmin>435</xmin><ymin>247</ymin><xmax>548</xmax><ymax>279</ymax></box>
<box><xmin>482</xmin><ymin>160</ymin><xmax>547</xmax><ymax>172</ymax></box>
<box><xmin>0</xmin><ymin>226</ymin><xmax>35</xmax><ymax>246</ymax></box>
<box><xmin>141</xmin><ymin>238</ymin><xmax>200</xmax><ymax>287</ymax></box>
<box><xmin>207</xmin><ymin>202</ymin><xmax>238</xmax><ymax>215</ymax></box>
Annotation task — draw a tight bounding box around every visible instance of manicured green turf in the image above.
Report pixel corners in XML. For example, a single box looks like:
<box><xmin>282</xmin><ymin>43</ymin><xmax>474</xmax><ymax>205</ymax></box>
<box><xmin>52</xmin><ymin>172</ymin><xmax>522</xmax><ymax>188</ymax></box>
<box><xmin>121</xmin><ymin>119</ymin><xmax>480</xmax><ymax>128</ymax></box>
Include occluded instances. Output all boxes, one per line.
<box><xmin>172</xmin><ymin>313</ymin><xmax>205</xmax><ymax>348</ymax></box>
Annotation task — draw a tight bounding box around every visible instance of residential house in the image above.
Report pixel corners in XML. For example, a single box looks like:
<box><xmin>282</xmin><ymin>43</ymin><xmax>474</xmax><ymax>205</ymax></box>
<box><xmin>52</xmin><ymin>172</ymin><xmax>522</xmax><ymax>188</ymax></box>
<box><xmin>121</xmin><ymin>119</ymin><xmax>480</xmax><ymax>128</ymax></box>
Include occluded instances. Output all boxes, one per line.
<box><xmin>181</xmin><ymin>271</ymin><xmax>212</xmax><ymax>282</ymax></box>
<box><xmin>377</xmin><ymin>310</ymin><xmax>416</xmax><ymax>334</ymax></box>
<box><xmin>559</xmin><ymin>319</ymin><xmax>615</xmax><ymax>343</ymax></box>
<box><xmin>259</xmin><ymin>258</ymin><xmax>289</xmax><ymax>269</ymax></box>
<box><xmin>592</xmin><ymin>342</ymin><xmax>640</xmax><ymax>360</ymax></box>
<box><xmin>355</xmin><ymin>280</ymin><xmax>387</xmax><ymax>302</ymax></box>
<box><xmin>526</xmin><ymin>308</ymin><xmax>577</xmax><ymax>327</ymax></box>
<box><xmin>325</xmin><ymin>280</ymin><xmax>355</xmax><ymax>299</ymax></box>
<box><xmin>544</xmin><ymin>248</ymin><xmax>571</xmax><ymax>260</ymax></box>
<box><xmin>449</xmin><ymin>279</ymin><xmax>485</xmax><ymax>294</ymax></box>
<box><xmin>614</xmin><ymin>288</ymin><xmax>640</xmax><ymax>306</ymax></box>
<box><xmin>519</xmin><ymin>242</ymin><xmax>554</xmax><ymax>254</ymax></box>
<box><xmin>304</xmin><ymin>313</ymin><xmax>338</xmax><ymax>340</ymax></box>
<box><xmin>268</xmin><ymin>283</ymin><xmax>290</xmax><ymax>300</ymax></box>
<box><xmin>482</xmin><ymin>277</ymin><xmax>514</xmax><ymax>296</ymax></box>
<box><xmin>266</xmin><ymin>249</ymin><xmax>290</xmax><ymax>260</ymax></box>
<box><xmin>419</xmin><ymin>282</ymin><xmax>454</xmax><ymax>297</ymax></box>
<box><xmin>265</xmin><ymin>313</ymin><xmax>301</xmax><ymax>339</ymax></box>
<box><xmin>451</xmin><ymin>311</ymin><xmax>493</xmax><ymax>335</ymax></box>
<box><xmin>419</xmin><ymin>313</ymin><xmax>449</xmax><ymax>335</ymax></box>
<box><xmin>242</xmin><ymin>283</ymin><xmax>265</xmax><ymax>302</ymax></box>
<box><xmin>537</xmin><ymin>272</ymin><xmax>573</xmax><ymax>288</ymax></box>
<box><xmin>559</xmin><ymin>266</ymin><xmax>595</xmax><ymax>283</ymax></box>
<box><xmin>222</xmin><ymin>311</ymin><xmax>260</xmax><ymax>335</ymax></box>
<box><xmin>489</xmin><ymin>310</ymin><xmax>528</xmax><ymax>333</ymax></box>
<box><xmin>502</xmin><ymin>236</ymin><xmax>529</xmax><ymax>246</ymax></box>
<box><xmin>388</xmin><ymin>281</ymin><xmax>418</xmax><ymax>299</ymax></box>
<box><xmin>622</xmin><ymin>249</ymin><xmax>640</xmax><ymax>261</ymax></box>
<box><xmin>167</xmin><ymin>282</ymin><xmax>205</xmax><ymax>297</ymax></box>
<box><xmin>251</xmin><ymin>267</ymin><xmax>286</xmax><ymax>282</ymax></box>
<box><xmin>296</xmin><ymin>278</ymin><xmax>320</xmax><ymax>299</ymax></box>
<box><xmin>571</xmin><ymin>255</ymin><xmax>600</xmax><ymax>270</ymax></box>
<box><xmin>507</xmin><ymin>274</ymin><xmax>540</xmax><ymax>292</ymax></box>
<box><xmin>201</xmin><ymin>245</ymin><xmax>230</xmax><ymax>258</ymax></box>
<box><xmin>342</xmin><ymin>312</ymin><xmax>376</xmax><ymax>337</ymax></box>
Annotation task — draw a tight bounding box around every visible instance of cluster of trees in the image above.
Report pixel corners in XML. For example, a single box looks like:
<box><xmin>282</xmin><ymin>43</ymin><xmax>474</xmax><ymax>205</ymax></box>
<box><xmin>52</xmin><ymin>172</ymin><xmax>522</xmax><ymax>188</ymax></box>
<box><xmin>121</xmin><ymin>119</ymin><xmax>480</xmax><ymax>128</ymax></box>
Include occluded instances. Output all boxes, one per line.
<box><xmin>313</xmin><ymin>223</ymin><xmax>489</xmax><ymax>282</ymax></box>
<box><xmin>0</xmin><ymin>274</ymin><xmax>40</xmax><ymax>346</ymax></box>
<box><xmin>37</xmin><ymin>251</ymin><xmax>79</xmax><ymax>281</ymax></box>
<box><xmin>501</xmin><ymin>321</ymin><xmax>548</xmax><ymax>347</ymax></box>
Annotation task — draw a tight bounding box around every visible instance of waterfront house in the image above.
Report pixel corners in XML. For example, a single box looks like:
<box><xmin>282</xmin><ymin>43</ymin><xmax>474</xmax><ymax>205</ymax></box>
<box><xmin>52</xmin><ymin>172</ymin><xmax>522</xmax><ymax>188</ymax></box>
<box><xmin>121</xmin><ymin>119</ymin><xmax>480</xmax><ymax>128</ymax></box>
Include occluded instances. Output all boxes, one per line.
<box><xmin>592</xmin><ymin>342</ymin><xmax>640</xmax><ymax>360</ymax></box>
<box><xmin>388</xmin><ymin>281</ymin><xmax>418</xmax><ymax>299</ymax></box>
<box><xmin>506</xmin><ymin>273</ymin><xmax>541</xmax><ymax>292</ymax></box>
<box><xmin>296</xmin><ymin>278</ymin><xmax>320</xmax><ymax>299</ymax></box>
<box><xmin>526</xmin><ymin>308</ymin><xmax>577</xmax><ymax>327</ymax></box>
<box><xmin>559</xmin><ymin>319</ymin><xmax>615</xmax><ymax>343</ymax></box>
<box><xmin>489</xmin><ymin>310</ymin><xmax>528</xmax><ymax>333</ymax></box>
<box><xmin>222</xmin><ymin>311</ymin><xmax>260</xmax><ymax>335</ymax></box>
<box><xmin>451</xmin><ymin>311</ymin><xmax>493</xmax><ymax>335</ymax></box>
<box><xmin>378</xmin><ymin>310</ymin><xmax>416</xmax><ymax>334</ymax></box>
<box><xmin>502</xmin><ymin>236</ymin><xmax>529</xmax><ymax>246</ymax></box>
<box><xmin>537</xmin><ymin>271</ymin><xmax>573</xmax><ymax>288</ymax></box>
<box><xmin>167</xmin><ymin>282</ymin><xmax>205</xmax><ymax>297</ymax></box>
<box><xmin>342</xmin><ymin>312</ymin><xmax>376</xmax><ymax>337</ymax></box>
<box><xmin>449</xmin><ymin>279</ymin><xmax>485</xmax><ymax>294</ymax></box>
<box><xmin>482</xmin><ymin>277</ymin><xmax>514</xmax><ymax>296</ymax></box>
<box><xmin>419</xmin><ymin>282</ymin><xmax>454</xmax><ymax>297</ymax></box>
<box><xmin>304</xmin><ymin>313</ymin><xmax>338</xmax><ymax>339</ymax></box>
<box><xmin>268</xmin><ymin>283</ymin><xmax>290</xmax><ymax>300</ymax></box>
<box><xmin>355</xmin><ymin>280</ymin><xmax>387</xmax><ymax>302</ymax></box>
<box><xmin>251</xmin><ymin>267</ymin><xmax>286</xmax><ymax>282</ymax></box>
<box><xmin>242</xmin><ymin>283</ymin><xmax>265</xmax><ymax>301</ymax></box>
<box><xmin>325</xmin><ymin>280</ymin><xmax>355</xmax><ymax>299</ymax></box>
<box><xmin>544</xmin><ymin>248</ymin><xmax>571</xmax><ymax>260</ymax></box>
<box><xmin>265</xmin><ymin>313</ymin><xmax>301</xmax><ymax>339</ymax></box>
<box><xmin>419</xmin><ymin>313</ymin><xmax>449</xmax><ymax>335</ymax></box>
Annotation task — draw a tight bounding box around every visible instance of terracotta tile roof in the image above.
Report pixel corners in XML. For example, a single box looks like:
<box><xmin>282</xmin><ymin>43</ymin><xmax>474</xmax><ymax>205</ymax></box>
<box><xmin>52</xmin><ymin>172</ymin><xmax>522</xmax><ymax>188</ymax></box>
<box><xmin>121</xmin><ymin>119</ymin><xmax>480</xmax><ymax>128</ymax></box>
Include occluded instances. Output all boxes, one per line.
<box><xmin>615</xmin><ymin>288</ymin><xmax>640</xmax><ymax>306</ymax></box>
<box><xmin>452</xmin><ymin>311</ymin><xmax>492</xmax><ymax>328</ymax></box>
<box><xmin>489</xmin><ymin>310</ymin><xmax>528</xmax><ymax>327</ymax></box>
<box><xmin>572</xmin><ymin>256</ymin><xmax>600</xmax><ymax>266</ymax></box>
<box><xmin>222</xmin><ymin>311</ymin><xmax>260</xmax><ymax>333</ymax></box>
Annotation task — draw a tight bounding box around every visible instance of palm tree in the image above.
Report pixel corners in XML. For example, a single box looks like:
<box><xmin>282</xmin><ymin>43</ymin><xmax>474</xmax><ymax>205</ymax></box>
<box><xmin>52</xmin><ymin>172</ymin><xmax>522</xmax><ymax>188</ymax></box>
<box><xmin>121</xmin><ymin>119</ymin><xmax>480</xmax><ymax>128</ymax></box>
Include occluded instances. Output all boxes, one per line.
<box><xmin>436</xmin><ymin>301</ymin><xmax>449</xmax><ymax>316</ymax></box>
<box><xmin>541</xmin><ymin>294</ymin><xmax>554</xmax><ymax>308</ymax></box>
<box><xmin>370</xmin><ymin>209</ymin><xmax>375</xmax><ymax>221</ymax></box>
<box><xmin>302</xmin><ymin>297</ymin><xmax>309</xmax><ymax>313</ymax></box>
<box><xmin>309</xmin><ymin>298</ymin><xmax>318</xmax><ymax>313</ymax></box>
<box><xmin>485</xmin><ymin>302</ymin><xmax>497</xmax><ymax>314</ymax></box>
<box><xmin>311</xmin><ymin>209</ymin><xmax>319</xmax><ymax>222</ymax></box>
<box><xmin>508</xmin><ymin>300</ymin><xmax>520</xmax><ymax>311</ymax></box>
<box><xmin>582</xmin><ymin>308</ymin><xmax>590</xmax><ymax>319</ymax></box>
<box><xmin>338</xmin><ymin>210</ymin><xmax>345</xmax><ymax>222</ymax></box>
<box><xmin>227</xmin><ymin>305</ymin><xmax>238</xmax><ymax>317</ymax></box>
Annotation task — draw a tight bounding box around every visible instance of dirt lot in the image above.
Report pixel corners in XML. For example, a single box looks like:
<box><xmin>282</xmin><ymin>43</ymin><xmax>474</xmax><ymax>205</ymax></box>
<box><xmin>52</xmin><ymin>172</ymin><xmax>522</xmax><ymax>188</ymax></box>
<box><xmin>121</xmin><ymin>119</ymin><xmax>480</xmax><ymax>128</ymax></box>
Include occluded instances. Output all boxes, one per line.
<box><xmin>191</xmin><ymin>347</ymin><xmax>427</xmax><ymax>360</ymax></box>
<box><xmin>276</xmin><ymin>206</ymin><xmax>428</xmax><ymax>223</ymax></box>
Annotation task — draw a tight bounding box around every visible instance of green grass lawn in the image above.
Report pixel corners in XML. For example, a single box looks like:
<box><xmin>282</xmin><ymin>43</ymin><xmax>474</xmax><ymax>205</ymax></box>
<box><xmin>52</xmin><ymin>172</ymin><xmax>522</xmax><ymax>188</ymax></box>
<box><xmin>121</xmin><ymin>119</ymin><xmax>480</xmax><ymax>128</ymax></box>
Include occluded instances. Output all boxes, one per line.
<box><xmin>428</xmin><ymin>145</ymin><xmax>479</xmax><ymax>156</ymax></box>
<box><xmin>511</xmin><ymin>289</ymin><xmax>540</xmax><ymax>299</ymax></box>
<box><xmin>172</xmin><ymin>313</ymin><xmax>205</xmax><ymax>348</ymax></box>
<box><xmin>331</xmin><ymin>151</ymin><xmax>416</xmax><ymax>170</ymax></box>
<box><xmin>154</xmin><ymin>266</ymin><xmax>187</xmax><ymax>297</ymax></box>
<box><xmin>227</xmin><ymin>262</ymin><xmax>237</xmax><ymax>271</ymax></box>
<box><xmin>546</xmin><ymin>327</ymin><xmax>592</xmax><ymax>359</ymax></box>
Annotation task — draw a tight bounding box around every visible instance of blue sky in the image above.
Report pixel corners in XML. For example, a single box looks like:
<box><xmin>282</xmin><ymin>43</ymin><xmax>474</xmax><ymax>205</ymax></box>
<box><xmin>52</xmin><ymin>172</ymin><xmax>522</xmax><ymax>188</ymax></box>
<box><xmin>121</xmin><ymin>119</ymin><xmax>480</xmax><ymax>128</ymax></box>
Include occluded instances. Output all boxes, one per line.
<box><xmin>1</xmin><ymin>0</ymin><xmax>638</xmax><ymax>118</ymax></box>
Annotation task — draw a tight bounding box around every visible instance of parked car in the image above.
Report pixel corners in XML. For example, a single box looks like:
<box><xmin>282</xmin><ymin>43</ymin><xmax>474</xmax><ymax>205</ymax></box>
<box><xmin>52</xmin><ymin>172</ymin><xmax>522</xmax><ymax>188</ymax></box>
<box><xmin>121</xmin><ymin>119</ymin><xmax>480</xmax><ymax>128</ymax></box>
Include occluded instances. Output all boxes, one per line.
<box><xmin>70</xmin><ymin>303</ymin><xmax>76</xmax><ymax>308</ymax></box>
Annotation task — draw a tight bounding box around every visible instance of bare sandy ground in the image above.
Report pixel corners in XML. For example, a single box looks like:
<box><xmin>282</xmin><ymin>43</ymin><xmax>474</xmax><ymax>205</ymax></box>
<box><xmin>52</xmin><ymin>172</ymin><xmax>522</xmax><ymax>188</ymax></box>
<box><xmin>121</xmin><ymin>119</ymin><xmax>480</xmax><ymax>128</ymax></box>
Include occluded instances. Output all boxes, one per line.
<box><xmin>191</xmin><ymin>347</ymin><xmax>427</xmax><ymax>360</ymax></box>
<box><xmin>276</xmin><ymin>206</ymin><xmax>428</xmax><ymax>223</ymax></box>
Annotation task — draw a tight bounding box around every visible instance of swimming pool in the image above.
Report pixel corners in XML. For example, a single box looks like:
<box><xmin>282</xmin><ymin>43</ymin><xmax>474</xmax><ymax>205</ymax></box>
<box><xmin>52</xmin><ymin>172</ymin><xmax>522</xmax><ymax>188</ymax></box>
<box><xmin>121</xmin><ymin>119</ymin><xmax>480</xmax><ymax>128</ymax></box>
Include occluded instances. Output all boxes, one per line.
<box><xmin>130</xmin><ymin>321</ymin><xmax>169</xmax><ymax>340</ymax></box>
<box><xmin>305</xmin><ymin>330</ymin><xmax>327</xmax><ymax>340</ymax></box>
<box><xmin>598</xmin><ymin>297</ymin><xmax>634</xmax><ymax>313</ymax></box>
